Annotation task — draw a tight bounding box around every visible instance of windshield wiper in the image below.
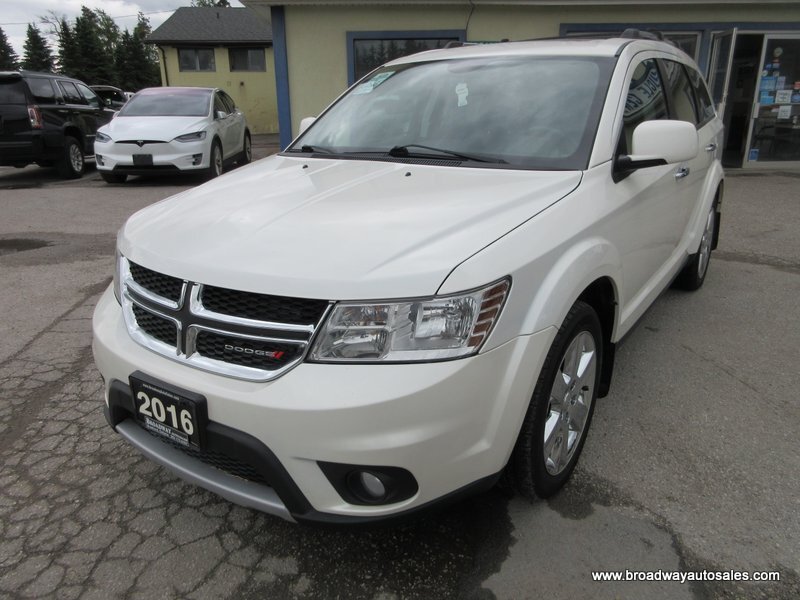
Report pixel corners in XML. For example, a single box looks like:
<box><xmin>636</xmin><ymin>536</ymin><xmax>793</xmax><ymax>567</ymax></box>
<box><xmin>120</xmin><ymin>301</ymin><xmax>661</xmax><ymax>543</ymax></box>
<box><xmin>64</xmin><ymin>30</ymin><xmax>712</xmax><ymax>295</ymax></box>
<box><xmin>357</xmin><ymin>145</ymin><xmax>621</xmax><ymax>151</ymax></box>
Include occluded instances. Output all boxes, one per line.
<box><xmin>388</xmin><ymin>144</ymin><xmax>507</xmax><ymax>164</ymax></box>
<box><xmin>287</xmin><ymin>144</ymin><xmax>335</xmax><ymax>154</ymax></box>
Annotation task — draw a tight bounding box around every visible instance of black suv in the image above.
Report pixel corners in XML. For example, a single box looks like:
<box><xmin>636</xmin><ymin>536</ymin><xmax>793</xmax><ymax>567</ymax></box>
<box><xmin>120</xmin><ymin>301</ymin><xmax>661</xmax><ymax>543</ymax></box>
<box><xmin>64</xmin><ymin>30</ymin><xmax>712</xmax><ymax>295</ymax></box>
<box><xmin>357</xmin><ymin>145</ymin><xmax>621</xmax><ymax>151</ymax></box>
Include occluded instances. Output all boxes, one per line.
<box><xmin>0</xmin><ymin>71</ymin><xmax>114</xmax><ymax>178</ymax></box>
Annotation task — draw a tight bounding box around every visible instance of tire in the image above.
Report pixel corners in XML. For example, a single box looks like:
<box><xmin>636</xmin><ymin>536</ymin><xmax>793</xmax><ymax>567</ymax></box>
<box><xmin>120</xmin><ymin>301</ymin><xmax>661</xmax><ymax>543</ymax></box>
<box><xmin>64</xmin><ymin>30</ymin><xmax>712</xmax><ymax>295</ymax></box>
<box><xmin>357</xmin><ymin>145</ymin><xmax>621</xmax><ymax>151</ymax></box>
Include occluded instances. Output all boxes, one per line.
<box><xmin>674</xmin><ymin>201</ymin><xmax>716</xmax><ymax>291</ymax></box>
<box><xmin>508</xmin><ymin>300</ymin><xmax>603</xmax><ymax>499</ymax></box>
<box><xmin>57</xmin><ymin>136</ymin><xmax>85</xmax><ymax>179</ymax></box>
<box><xmin>238</xmin><ymin>131</ymin><xmax>252</xmax><ymax>165</ymax></box>
<box><xmin>205</xmin><ymin>140</ymin><xmax>223</xmax><ymax>181</ymax></box>
<box><xmin>100</xmin><ymin>172</ymin><xmax>128</xmax><ymax>184</ymax></box>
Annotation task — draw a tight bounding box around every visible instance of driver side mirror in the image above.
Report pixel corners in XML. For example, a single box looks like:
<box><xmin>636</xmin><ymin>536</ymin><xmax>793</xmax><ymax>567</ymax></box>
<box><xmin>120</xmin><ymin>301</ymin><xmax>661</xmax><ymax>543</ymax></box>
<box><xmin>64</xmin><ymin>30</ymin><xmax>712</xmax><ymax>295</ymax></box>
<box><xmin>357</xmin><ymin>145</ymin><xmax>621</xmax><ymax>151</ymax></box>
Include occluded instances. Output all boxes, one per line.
<box><xmin>299</xmin><ymin>116</ymin><xmax>316</xmax><ymax>135</ymax></box>
<box><xmin>615</xmin><ymin>120</ymin><xmax>699</xmax><ymax>176</ymax></box>
<box><xmin>216</xmin><ymin>110</ymin><xmax>227</xmax><ymax>120</ymax></box>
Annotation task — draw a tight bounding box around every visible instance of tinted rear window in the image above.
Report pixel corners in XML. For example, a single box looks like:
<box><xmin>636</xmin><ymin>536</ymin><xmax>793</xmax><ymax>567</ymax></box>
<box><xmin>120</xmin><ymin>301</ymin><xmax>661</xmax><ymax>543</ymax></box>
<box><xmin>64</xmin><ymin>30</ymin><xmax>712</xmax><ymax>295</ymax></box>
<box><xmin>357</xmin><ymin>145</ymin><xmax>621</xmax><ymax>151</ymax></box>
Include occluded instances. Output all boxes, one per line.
<box><xmin>0</xmin><ymin>80</ymin><xmax>27</xmax><ymax>104</ymax></box>
<box><xmin>26</xmin><ymin>78</ymin><xmax>57</xmax><ymax>103</ymax></box>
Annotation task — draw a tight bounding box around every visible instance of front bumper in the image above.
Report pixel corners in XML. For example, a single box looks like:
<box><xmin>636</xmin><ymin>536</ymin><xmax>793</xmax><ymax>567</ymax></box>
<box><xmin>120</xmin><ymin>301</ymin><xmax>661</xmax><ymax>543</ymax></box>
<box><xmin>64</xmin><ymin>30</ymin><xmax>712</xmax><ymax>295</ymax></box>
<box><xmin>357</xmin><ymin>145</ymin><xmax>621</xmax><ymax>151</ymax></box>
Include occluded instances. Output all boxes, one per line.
<box><xmin>94</xmin><ymin>138</ymin><xmax>209</xmax><ymax>173</ymax></box>
<box><xmin>92</xmin><ymin>286</ymin><xmax>554</xmax><ymax>523</ymax></box>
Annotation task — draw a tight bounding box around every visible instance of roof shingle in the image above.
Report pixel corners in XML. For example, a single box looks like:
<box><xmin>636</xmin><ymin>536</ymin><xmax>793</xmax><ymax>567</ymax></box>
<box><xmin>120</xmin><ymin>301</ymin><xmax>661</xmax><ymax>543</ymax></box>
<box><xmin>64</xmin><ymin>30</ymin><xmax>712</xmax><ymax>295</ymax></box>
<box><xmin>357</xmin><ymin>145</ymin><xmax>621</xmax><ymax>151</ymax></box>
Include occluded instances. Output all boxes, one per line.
<box><xmin>147</xmin><ymin>7</ymin><xmax>272</xmax><ymax>45</ymax></box>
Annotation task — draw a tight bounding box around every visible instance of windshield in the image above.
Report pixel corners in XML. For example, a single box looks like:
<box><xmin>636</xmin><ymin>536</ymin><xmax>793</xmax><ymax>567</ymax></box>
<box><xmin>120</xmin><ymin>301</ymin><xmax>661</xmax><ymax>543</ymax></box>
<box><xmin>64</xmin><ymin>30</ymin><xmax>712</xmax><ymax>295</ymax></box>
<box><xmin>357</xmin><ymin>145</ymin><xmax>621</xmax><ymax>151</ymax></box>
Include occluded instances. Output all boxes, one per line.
<box><xmin>291</xmin><ymin>56</ymin><xmax>614</xmax><ymax>170</ymax></box>
<box><xmin>119</xmin><ymin>89</ymin><xmax>211</xmax><ymax>117</ymax></box>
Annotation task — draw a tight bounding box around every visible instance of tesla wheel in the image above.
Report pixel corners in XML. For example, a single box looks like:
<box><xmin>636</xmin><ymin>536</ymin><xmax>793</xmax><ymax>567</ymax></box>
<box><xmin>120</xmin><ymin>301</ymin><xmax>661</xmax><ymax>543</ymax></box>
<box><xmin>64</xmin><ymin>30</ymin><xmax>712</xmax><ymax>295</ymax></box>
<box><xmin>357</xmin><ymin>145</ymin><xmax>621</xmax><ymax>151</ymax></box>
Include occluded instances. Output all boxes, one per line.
<box><xmin>205</xmin><ymin>140</ymin><xmax>223</xmax><ymax>180</ymax></box>
<box><xmin>675</xmin><ymin>201</ymin><xmax>716</xmax><ymax>291</ymax></box>
<box><xmin>508</xmin><ymin>300</ymin><xmax>602</xmax><ymax>499</ymax></box>
<box><xmin>57</xmin><ymin>137</ymin><xmax>85</xmax><ymax>179</ymax></box>
<box><xmin>238</xmin><ymin>131</ymin><xmax>252</xmax><ymax>165</ymax></box>
<box><xmin>100</xmin><ymin>172</ymin><xmax>128</xmax><ymax>184</ymax></box>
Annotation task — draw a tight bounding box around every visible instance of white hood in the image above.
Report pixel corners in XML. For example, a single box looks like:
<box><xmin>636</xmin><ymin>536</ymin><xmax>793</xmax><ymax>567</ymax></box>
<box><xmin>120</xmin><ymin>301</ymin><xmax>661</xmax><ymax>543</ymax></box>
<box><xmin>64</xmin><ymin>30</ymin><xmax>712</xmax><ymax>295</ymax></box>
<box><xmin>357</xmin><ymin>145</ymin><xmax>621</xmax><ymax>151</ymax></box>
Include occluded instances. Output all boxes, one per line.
<box><xmin>120</xmin><ymin>156</ymin><xmax>581</xmax><ymax>299</ymax></box>
<box><xmin>101</xmin><ymin>116</ymin><xmax>209</xmax><ymax>141</ymax></box>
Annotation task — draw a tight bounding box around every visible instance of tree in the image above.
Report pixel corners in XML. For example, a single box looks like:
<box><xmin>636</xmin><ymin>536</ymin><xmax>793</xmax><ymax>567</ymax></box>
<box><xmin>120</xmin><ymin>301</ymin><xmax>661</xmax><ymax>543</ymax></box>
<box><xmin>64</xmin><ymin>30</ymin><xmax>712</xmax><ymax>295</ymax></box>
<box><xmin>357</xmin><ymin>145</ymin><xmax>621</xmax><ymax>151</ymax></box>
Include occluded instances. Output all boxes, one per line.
<box><xmin>114</xmin><ymin>14</ymin><xmax>160</xmax><ymax>91</ymax></box>
<box><xmin>72</xmin><ymin>6</ymin><xmax>116</xmax><ymax>84</ymax></box>
<box><xmin>21</xmin><ymin>24</ymin><xmax>55</xmax><ymax>72</ymax></box>
<box><xmin>54</xmin><ymin>17</ymin><xmax>80</xmax><ymax>76</ymax></box>
<box><xmin>94</xmin><ymin>9</ymin><xmax>120</xmax><ymax>56</ymax></box>
<box><xmin>192</xmin><ymin>0</ymin><xmax>231</xmax><ymax>6</ymax></box>
<box><xmin>0</xmin><ymin>26</ymin><xmax>20</xmax><ymax>70</ymax></box>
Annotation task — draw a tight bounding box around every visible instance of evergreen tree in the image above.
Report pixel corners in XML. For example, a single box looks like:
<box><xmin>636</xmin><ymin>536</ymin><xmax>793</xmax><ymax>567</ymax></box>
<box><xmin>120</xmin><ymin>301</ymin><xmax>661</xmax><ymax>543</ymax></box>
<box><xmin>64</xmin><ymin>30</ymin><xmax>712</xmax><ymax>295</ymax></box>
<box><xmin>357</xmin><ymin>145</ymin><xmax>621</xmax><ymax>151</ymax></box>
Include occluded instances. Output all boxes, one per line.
<box><xmin>73</xmin><ymin>6</ymin><xmax>116</xmax><ymax>84</ymax></box>
<box><xmin>56</xmin><ymin>18</ymin><xmax>80</xmax><ymax>76</ymax></box>
<box><xmin>114</xmin><ymin>15</ymin><xmax>159</xmax><ymax>92</ymax></box>
<box><xmin>0</xmin><ymin>26</ymin><xmax>20</xmax><ymax>70</ymax></box>
<box><xmin>22</xmin><ymin>24</ymin><xmax>55</xmax><ymax>72</ymax></box>
<box><xmin>192</xmin><ymin>0</ymin><xmax>231</xmax><ymax>6</ymax></box>
<box><xmin>94</xmin><ymin>9</ymin><xmax>120</xmax><ymax>56</ymax></box>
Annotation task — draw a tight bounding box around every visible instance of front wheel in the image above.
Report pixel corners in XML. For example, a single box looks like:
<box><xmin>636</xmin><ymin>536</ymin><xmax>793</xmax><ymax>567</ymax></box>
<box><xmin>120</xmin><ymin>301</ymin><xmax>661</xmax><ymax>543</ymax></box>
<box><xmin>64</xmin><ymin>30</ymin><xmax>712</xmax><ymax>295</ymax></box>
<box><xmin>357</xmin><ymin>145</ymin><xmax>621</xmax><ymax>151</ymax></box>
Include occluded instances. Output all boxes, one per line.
<box><xmin>238</xmin><ymin>131</ymin><xmax>252</xmax><ymax>165</ymax></box>
<box><xmin>674</xmin><ymin>202</ymin><xmax>716</xmax><ymax>291</ymax></box>
<box><xmin>508</xmin><ymin>301</ymin><xmax>603</xmax><ymax>498</ymax></box>
<box><xmin>205</xmin><ymin>140</ymin><xmax>223</xmax><ymax>181</ymax></box>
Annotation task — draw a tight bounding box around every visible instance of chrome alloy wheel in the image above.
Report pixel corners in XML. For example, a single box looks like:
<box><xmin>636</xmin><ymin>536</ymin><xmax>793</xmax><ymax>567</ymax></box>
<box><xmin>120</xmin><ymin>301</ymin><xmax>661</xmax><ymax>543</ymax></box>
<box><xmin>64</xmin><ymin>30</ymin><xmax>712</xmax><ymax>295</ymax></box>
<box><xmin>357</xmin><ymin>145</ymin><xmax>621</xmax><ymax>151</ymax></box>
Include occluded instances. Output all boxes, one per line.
<box><xmin>697</xmin><ymin>206</ymin><xmax>715</xmax><ymax>280</ymax></box>
<box><xmin>69</xmin><ymin>144</ymin><xmax>84</xmax><ymax>173</ymax></box>
<box><xmin>543</xmin><ymin>331</ymin><xmax>597</xmax><ymax>476</ymax></box>
<box><xmin>213</xmin><ymin>145</ymin><xmax>223</xmax><ymax>177</ymax></box>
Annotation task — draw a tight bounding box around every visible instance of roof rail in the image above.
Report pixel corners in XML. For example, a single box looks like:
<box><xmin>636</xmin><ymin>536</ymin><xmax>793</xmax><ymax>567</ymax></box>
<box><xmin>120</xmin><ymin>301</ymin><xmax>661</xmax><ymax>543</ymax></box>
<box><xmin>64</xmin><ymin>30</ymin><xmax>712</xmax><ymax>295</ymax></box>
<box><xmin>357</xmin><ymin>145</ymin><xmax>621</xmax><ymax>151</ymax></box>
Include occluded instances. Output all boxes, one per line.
<box><xmin>620</xmin><ymin>28</ymin><xmax>666</xmax><ymax>42</ymax></box>
<box><xmin>443</xmin><ymin>41</ymin><xmax>483</xmax><ymax>49</ymax></box>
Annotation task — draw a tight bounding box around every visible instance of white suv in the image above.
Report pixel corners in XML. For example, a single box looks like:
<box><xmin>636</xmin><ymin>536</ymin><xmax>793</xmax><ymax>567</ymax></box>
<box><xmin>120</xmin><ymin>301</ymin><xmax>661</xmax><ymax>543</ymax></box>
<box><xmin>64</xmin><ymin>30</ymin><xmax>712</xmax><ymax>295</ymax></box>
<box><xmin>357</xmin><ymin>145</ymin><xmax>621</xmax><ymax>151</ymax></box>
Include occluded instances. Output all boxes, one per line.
<box><xmin>92</xmin><ymin>32</ymin><xmax>723</xmax><ymax>524</ymax></box>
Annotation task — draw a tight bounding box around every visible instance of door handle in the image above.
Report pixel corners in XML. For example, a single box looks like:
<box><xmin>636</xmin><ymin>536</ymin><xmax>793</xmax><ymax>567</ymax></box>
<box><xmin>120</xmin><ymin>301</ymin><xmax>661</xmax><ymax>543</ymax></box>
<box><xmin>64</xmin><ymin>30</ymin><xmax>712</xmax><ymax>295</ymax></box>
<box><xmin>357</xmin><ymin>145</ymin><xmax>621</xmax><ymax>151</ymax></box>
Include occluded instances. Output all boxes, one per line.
<box><xmin>674</xmin><ymin>167</ymin><xmax>690</xmax><ymax>180</ymax></box>
<box><xmin>705</xmin><ymin>143</ymin><xmax>717</xmax><ymax>152</ymax></box>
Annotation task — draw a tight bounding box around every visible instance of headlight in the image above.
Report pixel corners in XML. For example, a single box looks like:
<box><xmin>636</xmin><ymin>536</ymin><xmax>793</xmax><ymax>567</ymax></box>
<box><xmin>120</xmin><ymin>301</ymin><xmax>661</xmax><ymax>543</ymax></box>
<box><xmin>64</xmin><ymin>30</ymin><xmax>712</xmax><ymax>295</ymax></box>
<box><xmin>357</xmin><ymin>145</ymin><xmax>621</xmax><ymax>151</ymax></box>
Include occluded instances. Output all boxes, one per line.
<box><xmin>309</xmin><ymin>279</ymin><xmax>510</xmax><ymax>362</ymax></box>
<box><xmin>174</xmin><ymin>131</ymin><xmax>207</xmax><ymax>143</ymax></box>
<box><xmin>96</xmin><ymin>131</ymin><xmax>111</xmax><ymax>143</ymax></box>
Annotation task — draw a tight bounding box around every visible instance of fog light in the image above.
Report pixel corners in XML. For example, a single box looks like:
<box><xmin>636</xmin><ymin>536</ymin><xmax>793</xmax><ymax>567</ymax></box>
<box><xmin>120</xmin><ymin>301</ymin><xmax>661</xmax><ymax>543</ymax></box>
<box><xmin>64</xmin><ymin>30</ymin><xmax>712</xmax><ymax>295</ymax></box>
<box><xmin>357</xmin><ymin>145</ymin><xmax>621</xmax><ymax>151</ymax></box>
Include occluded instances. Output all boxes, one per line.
<box><xmin>96</xmin><ymin>154</ymin><xmax>104</xmax><ymax>166</ymax></box>
<box><xmin>358</xmin><ymin>471</ymin><xmax>386</xmax><ymax>499</ymax></box>
<box><xmin>192</xmin><ymin>153</ymin><xmax>203</xmax><ymax>166</ymax></box>
<box><xmin>318</xmin><ymin>461</ymin><xmax>418</xmax><ymax>506</ymax></box>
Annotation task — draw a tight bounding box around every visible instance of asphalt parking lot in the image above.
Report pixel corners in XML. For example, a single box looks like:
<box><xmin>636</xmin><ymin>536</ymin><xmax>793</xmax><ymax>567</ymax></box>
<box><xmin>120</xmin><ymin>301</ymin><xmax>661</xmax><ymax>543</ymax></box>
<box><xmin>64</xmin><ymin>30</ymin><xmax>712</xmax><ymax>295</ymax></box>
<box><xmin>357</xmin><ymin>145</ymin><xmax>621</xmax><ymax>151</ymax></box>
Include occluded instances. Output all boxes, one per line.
<box><xmin>0</xmin><ymin>153</ymin><xmax>798</xmax><ymax>599</ymax></box>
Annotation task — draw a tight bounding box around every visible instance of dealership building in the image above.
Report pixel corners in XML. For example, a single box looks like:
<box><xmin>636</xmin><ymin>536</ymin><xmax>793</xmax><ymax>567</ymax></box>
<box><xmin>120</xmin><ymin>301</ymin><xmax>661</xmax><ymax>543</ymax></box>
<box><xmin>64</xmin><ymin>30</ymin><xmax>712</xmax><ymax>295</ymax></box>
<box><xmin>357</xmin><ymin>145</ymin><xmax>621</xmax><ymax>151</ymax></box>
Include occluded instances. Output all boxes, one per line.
<box><xmin>243</xmin><ymin>0</ymin><xmax>800</xmax><ymax>169</ymax></box>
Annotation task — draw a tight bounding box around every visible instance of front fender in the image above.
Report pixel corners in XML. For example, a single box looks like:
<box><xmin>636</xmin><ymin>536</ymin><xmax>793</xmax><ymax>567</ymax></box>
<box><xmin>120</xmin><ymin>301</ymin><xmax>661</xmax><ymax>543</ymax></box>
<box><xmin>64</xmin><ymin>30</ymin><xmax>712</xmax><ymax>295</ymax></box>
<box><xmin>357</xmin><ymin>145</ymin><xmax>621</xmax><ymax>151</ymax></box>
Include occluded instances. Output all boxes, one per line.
<box><xmin>439</xmin><ymin>223</ymin><xmax>622</xmax><ymax>350</ymax></box>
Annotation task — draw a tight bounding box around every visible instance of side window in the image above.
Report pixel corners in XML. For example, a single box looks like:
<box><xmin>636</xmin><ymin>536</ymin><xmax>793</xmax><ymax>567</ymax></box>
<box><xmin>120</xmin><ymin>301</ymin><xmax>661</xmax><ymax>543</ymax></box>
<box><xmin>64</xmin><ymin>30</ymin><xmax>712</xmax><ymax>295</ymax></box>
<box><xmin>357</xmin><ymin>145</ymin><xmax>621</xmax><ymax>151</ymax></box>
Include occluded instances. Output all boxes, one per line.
<box><xmin>26</xmin><ymin>78</ymin><xmax>56</xmax><ymax>103</ymax></box>
<box><xmin>661</xmin><ymin>60</ymin><xmax>698</xmax><ymax>125</ymax></box>
<box><xmin>76</xmin><ymin>83</ymin><xmax>101</xmax><ymax>109</ymax></box>
<box><xmin>58</xmin><ymin>81</ymin><xmax>86</xmax><ymax>105</ymax></box>
<box><xmin>214</xmin><ymin>93</ymin><xmax>228</xmax><ymax>116</ymax></box>
<box><xmin>220</xmin><ymin>92</ymin><xmax>236</xmax><ymax>113</ymax></box>
<box><xmin>620</xmin><ymin>58</ymin><xmax>668</xmax><ymax>154</ymax></box>
<box><xmin>685</xmin><ymin>67</ymin><xmax>716</xmax><ymax>126</ymax></box>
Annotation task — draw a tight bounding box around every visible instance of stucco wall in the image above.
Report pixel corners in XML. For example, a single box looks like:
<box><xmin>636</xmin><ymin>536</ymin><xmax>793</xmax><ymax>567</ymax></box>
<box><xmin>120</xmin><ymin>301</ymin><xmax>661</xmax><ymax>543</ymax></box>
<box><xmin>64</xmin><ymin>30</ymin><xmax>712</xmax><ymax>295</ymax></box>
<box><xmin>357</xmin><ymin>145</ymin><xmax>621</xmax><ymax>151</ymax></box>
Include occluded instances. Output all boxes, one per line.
<box><xmin>246</xmin><ymin>2</ymin><xmax>800</xmax><ymax>138</ymax></box>
<box><xmin>157</xmin><ymin>46</ymin><xmax>279</xmax><ymax>134</ymax></box>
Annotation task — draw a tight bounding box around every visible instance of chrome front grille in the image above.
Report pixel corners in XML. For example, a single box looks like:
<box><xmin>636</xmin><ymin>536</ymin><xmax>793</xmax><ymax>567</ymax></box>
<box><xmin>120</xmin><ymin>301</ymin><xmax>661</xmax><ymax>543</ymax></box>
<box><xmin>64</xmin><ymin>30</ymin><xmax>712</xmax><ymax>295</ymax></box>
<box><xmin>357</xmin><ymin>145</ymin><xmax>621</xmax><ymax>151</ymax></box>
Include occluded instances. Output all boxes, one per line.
<box><xmin>121</xmin><ymin>258</ymin><xmax>332</xmax><ymax>381</ymax></box>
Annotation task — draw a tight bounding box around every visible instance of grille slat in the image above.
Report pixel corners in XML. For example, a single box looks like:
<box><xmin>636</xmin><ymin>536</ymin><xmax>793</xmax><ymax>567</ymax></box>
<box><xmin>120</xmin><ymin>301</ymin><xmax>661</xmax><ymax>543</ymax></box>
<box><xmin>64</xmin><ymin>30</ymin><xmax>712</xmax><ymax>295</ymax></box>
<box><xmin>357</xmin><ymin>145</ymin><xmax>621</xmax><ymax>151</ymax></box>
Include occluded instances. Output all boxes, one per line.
<box><xmin>129</xmin><ymin>262</ymin><xmax>184</xmax><ymax>303</ymax></box>
<box><xmin>195</xmin><ymin>331</ymin><xmax>301</xmax><ymax>371</ymax></box>
<box><xmin>144</xmin><ymin>428</ymin><xmax>269</xmax><ymax>485</ymax></box>
<box><xmin>132</xmin><ymin>305</ymin><xmax>177</xmax><ymax>346</ymax></box>
<box><xmin>123</xmin><ymin>259</ymin><xmax>327</xmax><ymax>380</ymax></box>
<box><xmin>201</xmin><ymin>285</ymin><xmax>328</xmax><ymax>326</ymax></box>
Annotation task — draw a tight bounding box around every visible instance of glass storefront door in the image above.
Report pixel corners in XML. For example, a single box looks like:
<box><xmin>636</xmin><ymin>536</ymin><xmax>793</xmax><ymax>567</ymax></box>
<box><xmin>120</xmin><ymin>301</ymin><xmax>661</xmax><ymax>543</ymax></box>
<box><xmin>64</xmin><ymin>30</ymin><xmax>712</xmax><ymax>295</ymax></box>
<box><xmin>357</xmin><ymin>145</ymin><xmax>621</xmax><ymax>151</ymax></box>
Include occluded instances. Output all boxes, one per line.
<box><xmin>708</xmin><ymin>29</ymin><xmax>737</xmax><ymax>116</ymax></box>
<box><xmin>745</xmin><ymin>34</ymin><xmax>800</xmax><ymax>166</ymax></box>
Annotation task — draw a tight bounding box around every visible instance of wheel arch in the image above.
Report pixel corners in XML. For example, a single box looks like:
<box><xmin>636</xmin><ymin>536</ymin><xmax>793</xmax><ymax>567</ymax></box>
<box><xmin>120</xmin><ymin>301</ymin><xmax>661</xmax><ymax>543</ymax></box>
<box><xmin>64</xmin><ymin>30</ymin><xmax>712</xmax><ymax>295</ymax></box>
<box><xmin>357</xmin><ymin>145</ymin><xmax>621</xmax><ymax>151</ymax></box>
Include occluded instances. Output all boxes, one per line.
<box><xmin>63</xmin><ymin>126</ymin><xmax>85</xmax><ymax>151</ymax></box>
<box><xmin>576</xmin><ymin>277</ymin><xmax>617</xmax><ymax>397</ymax></box>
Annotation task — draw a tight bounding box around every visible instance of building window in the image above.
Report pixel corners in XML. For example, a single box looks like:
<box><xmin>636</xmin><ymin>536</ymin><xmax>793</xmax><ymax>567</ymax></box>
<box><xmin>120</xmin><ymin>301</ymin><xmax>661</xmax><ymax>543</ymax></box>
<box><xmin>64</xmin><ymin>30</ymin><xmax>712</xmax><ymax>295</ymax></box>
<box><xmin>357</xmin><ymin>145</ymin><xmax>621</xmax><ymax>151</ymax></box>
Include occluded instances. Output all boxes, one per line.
<box><xmin>179</xmin><ymin>48</ymin><xmax>216</xmax><ymax>72</ymax></box>
<box><xmin>348</xmin><ymin>31</ymin><xmax>464</xmax><ymax>82</ymax></box>
<box><xmin>229</xmin><ymin>48</ymin><xmax>267</xmax><ymax>72</ymax></box>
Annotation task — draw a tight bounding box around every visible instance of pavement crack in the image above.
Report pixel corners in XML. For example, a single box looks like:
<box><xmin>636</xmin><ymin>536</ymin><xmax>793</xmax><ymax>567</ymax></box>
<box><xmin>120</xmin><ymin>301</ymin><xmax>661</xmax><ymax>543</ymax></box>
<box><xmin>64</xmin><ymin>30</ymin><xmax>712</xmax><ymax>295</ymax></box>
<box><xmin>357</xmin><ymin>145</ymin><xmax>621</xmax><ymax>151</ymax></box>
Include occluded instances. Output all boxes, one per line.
<box><xmin>714</xmin><ymin>250</ymin><xmax>800</xmax><ymax>275</ymax></box>
<box><xmin>679</xmin><ymin>343</ymin><xmax>761</xmax><ymax>394</ymax></box>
